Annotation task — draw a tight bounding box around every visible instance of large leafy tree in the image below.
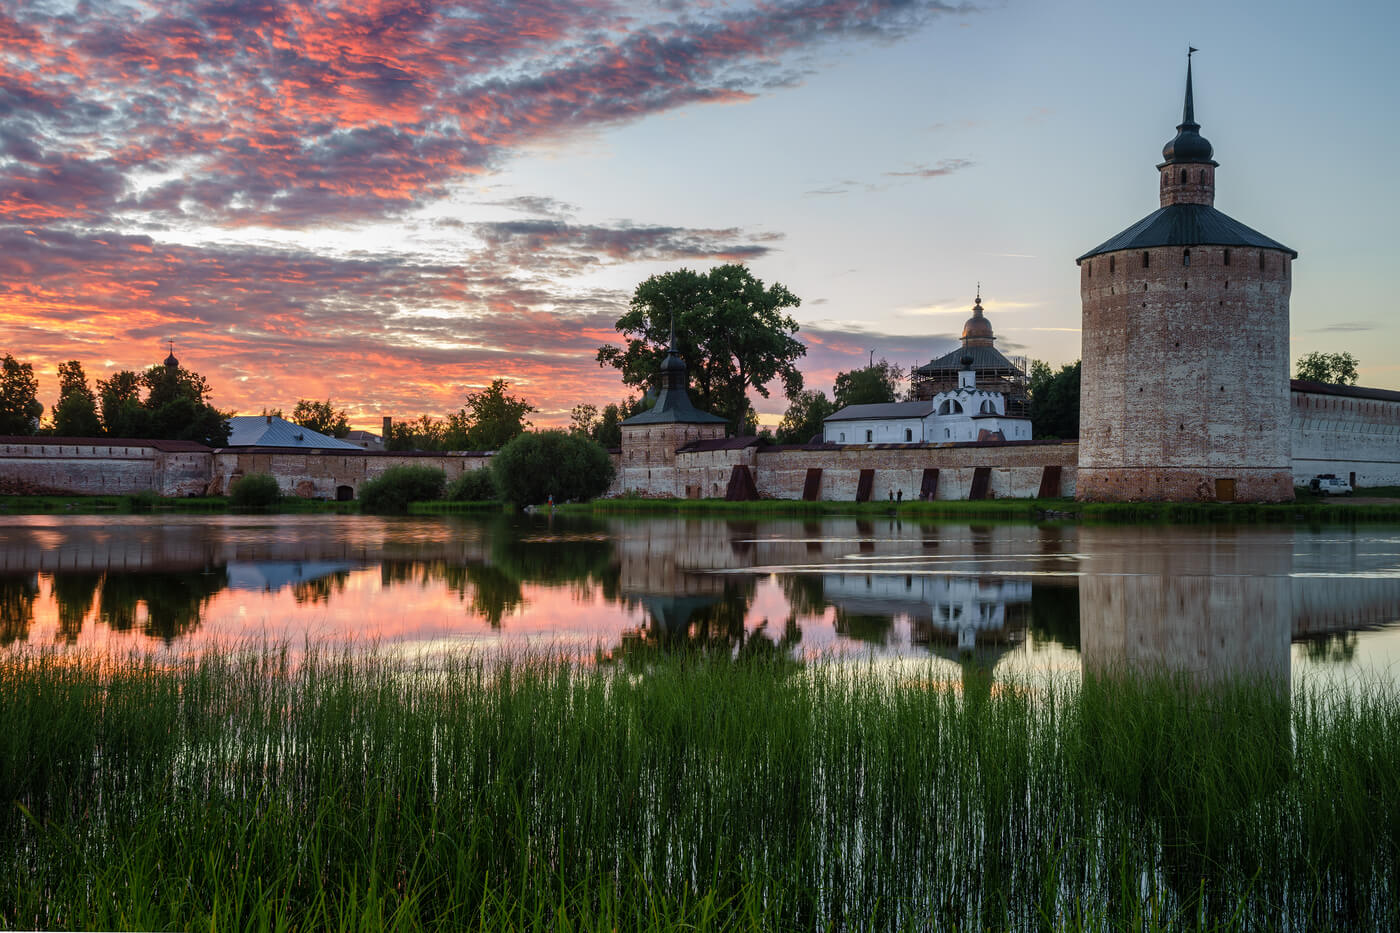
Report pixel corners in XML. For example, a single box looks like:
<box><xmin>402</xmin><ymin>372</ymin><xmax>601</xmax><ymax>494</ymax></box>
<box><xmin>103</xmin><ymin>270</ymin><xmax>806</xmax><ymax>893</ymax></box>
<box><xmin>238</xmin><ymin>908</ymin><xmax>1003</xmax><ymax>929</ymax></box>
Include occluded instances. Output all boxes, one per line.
<box><xmin>775</xmin><ymin>389</ymin><xmax>836</xmax><ymax>444</ymax></box>
<box><xmin>1028</xmin><ymin>359</ymin><xmax>1080</xmax><ymax>439</ymax></box>
<box><xmin>832</xmin><ymin>359</ymin><xmax>904</xmax><ymax>409</ymax></box>
<box><xmin>491</xmin><ymin>430</ymin><xmax>614</xmax><ymax>506</ymax></box>
<box><xmin>596</xmin><ymin>264</ymin><xmax>805</xmax><ymax>432</ymax></box>
<box><xmin>97</xmin><ymin>363</ymin><xmax>230</xmax><ymax>445</ymax></box>
<box><xmin>386</xmin><ymin>380</ymin><xmax>534</xmax><ymax>451</ymax></box>
<box><xmin>292</xmin><ymin>399</ymin><xmax>351</xmax><ymax>437</ymax></box>
<box><xmin>141</xmin><ymin>363</ymin><xmax>230</xmax><ymax>445</ymax></box>
<box><xmin>461</xmin><ymin>379</ymin><xmax>534</xmax><ymax>450</ymax></box>
<box><xmin>97</xmin><ymin>370</ymin><xmax>147</xmax><ymax>437</ymax></box>
<box><xmin>52</xmin><ymin>360</ymin><xmax>101</xmax><ymax>436</ymax></box>
<box><xmin>1295</xmin><ymin>351</ymin><xmax>1359</xmax><ymax>386</ymax></box>
<box><xmin>0</xmin><ymin>355</ymin><xmax>43</xmax><ymax>435</ymax></box>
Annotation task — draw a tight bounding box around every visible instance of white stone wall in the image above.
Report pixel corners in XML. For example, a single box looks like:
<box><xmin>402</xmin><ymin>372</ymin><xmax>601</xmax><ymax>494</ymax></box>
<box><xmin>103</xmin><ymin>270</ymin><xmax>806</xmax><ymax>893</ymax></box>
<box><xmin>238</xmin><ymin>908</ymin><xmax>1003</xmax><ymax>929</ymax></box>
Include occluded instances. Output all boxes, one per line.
<box><xmin>1290</xmin><ymin>388</ymin><xmax>1400</xmax><ymax>487</ymax></box>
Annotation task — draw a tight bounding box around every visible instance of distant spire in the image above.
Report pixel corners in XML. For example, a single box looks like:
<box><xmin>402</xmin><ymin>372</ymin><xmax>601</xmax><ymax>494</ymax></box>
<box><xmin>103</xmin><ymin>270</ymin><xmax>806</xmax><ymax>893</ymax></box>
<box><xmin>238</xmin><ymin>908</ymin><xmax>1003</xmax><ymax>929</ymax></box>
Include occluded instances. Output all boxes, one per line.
<box><xmin>1182</xmin><ymin>48</ymin><xmax>1197</xmax><ymax>126</ymax></box>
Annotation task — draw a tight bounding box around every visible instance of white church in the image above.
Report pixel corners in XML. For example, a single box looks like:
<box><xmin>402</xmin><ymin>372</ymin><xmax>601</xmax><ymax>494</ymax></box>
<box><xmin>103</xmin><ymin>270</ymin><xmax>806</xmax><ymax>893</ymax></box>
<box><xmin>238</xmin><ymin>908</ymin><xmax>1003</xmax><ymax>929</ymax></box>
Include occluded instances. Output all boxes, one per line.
<box><xmin>823</xmin><ymin>351</ymin><xmax>1031</xmax><ymax>446</ymax></box>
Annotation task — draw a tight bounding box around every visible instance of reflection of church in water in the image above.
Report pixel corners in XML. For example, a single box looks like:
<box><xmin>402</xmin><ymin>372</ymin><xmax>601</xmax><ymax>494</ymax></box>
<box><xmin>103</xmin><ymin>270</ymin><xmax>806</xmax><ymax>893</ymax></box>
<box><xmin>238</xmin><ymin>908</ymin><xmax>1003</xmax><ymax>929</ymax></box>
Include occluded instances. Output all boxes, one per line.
<box><xmin>820</xmin><ymin>573</ymin><xmax>1031</xmax><ymax>655</ymax></box>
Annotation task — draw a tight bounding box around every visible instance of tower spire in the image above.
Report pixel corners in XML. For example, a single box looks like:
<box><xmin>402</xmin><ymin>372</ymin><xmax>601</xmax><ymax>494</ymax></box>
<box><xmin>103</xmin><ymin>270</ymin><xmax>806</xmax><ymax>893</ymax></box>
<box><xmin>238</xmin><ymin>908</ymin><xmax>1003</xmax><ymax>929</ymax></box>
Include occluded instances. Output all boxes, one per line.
<box><xmin>1183</xmin><ymin>47</ymin><xmax>1197</xmax><ymax>126</ymax></box>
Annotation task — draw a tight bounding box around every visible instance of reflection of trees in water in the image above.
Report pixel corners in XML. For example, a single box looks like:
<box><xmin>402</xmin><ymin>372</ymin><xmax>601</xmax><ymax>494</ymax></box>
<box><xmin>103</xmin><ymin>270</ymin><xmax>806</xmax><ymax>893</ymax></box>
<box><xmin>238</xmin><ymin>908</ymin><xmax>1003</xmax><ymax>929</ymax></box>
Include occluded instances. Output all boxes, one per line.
<box><xmin>834</xmin><ymin>612</ymin><xmax>892</xmax><ymax>646</ymax></box>
<box><xmin>291</xmin><ymin>572</ymin><xmax>351</xmax><ymax>606</ymax></box>
<box><xmin>780</xmin><ymin>574</ymin><xmax>826</xmax><ymax>617</ymax></box>
<box><xmin>374</xmin><ymin>518</ymin><xmax>619</xmax><ymax>628</ymax></box>
<box><xmin>0</xmin><ymin>575</ymin><xmax>39</xmax><ymax>645</ymax></box>
<box><xmin>1027</xmin><ymin>584</ymin><xmax>1079</xmax><ymax>651</ymax></box>
<box><xmin>602</xmin><ymin>577</ymin><xmax>801</xmax><ymax>667</ymax></box>
<box><xmin>96</xmin><ymin>570</ymin><xmax>228</xmax><ymax>643</ymax></box>
<box><xmin>1299</xmin><ymin>631</ymin><xmax>1358</xmax><ymax>664</ymax></box>
<box><xmin>52</xmin><ymin>573</ymin><xmax>102</xmax><ymax>644</ymax></box>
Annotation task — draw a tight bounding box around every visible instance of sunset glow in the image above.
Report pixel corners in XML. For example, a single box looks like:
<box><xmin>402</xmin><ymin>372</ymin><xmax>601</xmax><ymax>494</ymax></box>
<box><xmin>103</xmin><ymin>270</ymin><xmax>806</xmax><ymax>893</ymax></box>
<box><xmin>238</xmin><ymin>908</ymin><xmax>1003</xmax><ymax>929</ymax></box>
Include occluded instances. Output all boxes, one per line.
<box><xmin>2</xmin><ymin>1</ymin><xmax>1395</xmax><ymax>428</ymax></box>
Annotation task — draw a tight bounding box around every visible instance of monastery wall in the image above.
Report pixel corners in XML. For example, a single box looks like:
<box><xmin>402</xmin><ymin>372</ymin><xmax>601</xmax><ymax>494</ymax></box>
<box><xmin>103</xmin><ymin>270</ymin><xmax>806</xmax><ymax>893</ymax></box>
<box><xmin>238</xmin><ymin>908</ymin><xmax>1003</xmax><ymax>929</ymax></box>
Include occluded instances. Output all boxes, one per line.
<box><xmin>1290</xmin><ymin>383</ymin><xmax>1400</xmax><ymax>487</ymax></box>
<box><xmin>209</xmin><ymin>449</ymin><xmax>492</xmax><ymax>499</ymax></box>
<box><xmin>0</xmin><ymin>440</ymin><xmax>210</xmax><ymax>497</ymax></box>
<box><xmin>753</xmin><ymin>441</ymin><xmax>1077</xmax><ymax>501</ymax></box>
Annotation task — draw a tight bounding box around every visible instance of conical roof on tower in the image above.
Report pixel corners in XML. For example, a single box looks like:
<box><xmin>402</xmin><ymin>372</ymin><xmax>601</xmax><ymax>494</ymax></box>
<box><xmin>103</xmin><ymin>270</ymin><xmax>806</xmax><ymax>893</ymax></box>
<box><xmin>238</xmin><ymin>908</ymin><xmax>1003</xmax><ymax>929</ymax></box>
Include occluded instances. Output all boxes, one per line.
<box><xmin>1076</xmin><ymin>52</ymin><xmax>1295</xmax><ymax>262</ymax></box>
<box><xmin>621</xmin><ymin>326</ymin><xmax>727</xmax><ymax>425</ymax></box>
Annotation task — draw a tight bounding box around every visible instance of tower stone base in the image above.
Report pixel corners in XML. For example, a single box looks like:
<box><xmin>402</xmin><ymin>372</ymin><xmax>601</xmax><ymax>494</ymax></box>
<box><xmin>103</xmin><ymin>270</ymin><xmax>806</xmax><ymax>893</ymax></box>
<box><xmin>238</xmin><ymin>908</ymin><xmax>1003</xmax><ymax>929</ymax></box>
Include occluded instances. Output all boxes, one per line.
<box><xmin>1075</xmin><ymin>467</ymin><xmax>1295</xmax><ymax>503</ymax></box>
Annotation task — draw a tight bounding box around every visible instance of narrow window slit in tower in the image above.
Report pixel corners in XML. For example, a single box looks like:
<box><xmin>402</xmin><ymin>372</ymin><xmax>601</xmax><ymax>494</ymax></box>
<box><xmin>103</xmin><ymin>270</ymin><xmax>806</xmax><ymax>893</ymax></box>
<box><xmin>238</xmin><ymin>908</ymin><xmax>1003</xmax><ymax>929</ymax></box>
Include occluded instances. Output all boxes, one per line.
<box><xmin>1224</xmin><ymin>249</ymin><xmax>1231</xmax><ymax>266</ymax></box>
<box><xmin>1142</xmin><ymin>252</ymin><xmax>1150</xmax><ymax>269</ymax></box>
<box><xmin>1183</xmin><ymin>249</ymin><xmax>1190</xmax><ymax>267</ymax></box>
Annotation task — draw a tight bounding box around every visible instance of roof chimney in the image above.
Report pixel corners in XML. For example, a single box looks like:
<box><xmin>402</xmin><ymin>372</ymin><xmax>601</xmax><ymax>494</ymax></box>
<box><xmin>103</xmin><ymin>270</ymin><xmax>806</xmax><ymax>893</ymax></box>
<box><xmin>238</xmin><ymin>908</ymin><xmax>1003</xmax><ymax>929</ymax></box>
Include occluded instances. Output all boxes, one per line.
<box><xmin>382</xmin><ymin>416</ymin><xmax>392</xmax><ymax>441</ymax></box>
<box><xmin>265</xmin><ymin>414</ymin><xmax>272</xmax><ymax>425</ymax></box>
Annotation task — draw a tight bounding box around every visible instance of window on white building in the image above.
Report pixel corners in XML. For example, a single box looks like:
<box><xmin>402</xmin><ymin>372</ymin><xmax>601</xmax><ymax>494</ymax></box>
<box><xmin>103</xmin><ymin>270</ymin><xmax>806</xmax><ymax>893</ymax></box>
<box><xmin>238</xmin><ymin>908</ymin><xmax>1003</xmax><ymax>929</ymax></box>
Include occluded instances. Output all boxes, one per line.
<box><xmin>865</xmin><ymin>430</ymin><xmax>872</xmax><ymax>442</ymax></box>
<box><xmin>904</xmin><ymin>428</ymin><xmax>912</xmax><ymax>442</ymax></box>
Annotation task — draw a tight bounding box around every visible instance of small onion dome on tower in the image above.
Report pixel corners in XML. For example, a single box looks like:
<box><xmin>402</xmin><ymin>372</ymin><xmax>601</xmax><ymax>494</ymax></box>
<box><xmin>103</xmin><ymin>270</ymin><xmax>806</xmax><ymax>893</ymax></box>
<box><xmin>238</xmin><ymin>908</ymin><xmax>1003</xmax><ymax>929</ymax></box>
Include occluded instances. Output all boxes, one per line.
<box><xmin>961</xmin><ymin>290</ymin><xmax>995</xmax><ymax>348</ymax></box>
<box><xmin>1161</xmin><ymin>52</ymin><xmax>1215</xmax><ymax>165</ymax></box>
<box><xmin>163</xmin><ymin>342</ymin><xmax>179</xmax><ymax>369</ymax></box>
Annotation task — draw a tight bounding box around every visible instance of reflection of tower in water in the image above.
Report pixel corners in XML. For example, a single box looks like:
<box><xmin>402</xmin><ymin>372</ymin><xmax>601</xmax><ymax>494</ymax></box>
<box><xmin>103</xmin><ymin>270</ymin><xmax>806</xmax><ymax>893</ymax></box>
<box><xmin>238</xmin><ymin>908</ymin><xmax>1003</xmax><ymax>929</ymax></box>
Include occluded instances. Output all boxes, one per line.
<box><xmin>1077</xmin><ymin>525</ymin><xmax>1293</xmax><ymax>686</ymax></box>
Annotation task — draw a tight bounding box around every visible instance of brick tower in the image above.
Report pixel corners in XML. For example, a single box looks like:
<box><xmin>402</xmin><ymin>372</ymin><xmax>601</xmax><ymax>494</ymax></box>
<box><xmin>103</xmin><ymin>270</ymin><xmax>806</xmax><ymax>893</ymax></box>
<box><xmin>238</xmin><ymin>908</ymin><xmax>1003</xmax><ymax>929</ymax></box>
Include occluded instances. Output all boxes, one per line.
<box><xmin>1075</xmin><ymin>54</ymin><xmax>1297</xmax><ymax>502</ymax></box>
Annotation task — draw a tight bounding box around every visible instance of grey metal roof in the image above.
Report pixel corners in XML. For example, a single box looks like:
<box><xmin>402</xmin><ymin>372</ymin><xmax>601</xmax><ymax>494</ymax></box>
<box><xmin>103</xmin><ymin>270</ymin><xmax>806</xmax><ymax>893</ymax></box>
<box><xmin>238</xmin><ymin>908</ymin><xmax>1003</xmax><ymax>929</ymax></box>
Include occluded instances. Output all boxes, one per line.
<box><xmin>1077</xmin><ymin>204</ymin><xmax>1296</xmax><ymax>262</ymax></box>
<box><xmin>824</xmin><ymin>401</ymin><xmax>935</xmax><ymax>423</ymax></box>
<box><xmin>914</xmin><ymin>344</ymin><xmax>1020</xmax><ymax>376</ymax></box>
<box><xmin>226</xmin><ymin>416</ymin><xmax>363</xmax><ymax>450</ymax></box>
<box><xmin>621</xmin><ymin>385</ymin><xmax>728</xmax><ymax>425</ymax></box>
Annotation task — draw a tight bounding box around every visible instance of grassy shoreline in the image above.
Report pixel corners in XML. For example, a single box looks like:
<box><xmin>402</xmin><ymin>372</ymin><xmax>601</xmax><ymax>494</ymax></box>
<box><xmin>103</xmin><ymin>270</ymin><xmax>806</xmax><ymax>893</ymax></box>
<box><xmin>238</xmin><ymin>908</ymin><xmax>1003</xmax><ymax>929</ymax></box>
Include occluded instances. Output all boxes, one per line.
<box><xmin>6</xmin><ymin>491</ymin><xmax>1400</xmax><ymax>523</ymax></box>
<box><xmin>578</xmin><ymin>493</ymin><xmax>1400</xmax><ymax>523</ymax></box>
<box><xmin>2</xmin><ymin>648</ymin><xmax>1395</xmax><ymax>931</ymax></box>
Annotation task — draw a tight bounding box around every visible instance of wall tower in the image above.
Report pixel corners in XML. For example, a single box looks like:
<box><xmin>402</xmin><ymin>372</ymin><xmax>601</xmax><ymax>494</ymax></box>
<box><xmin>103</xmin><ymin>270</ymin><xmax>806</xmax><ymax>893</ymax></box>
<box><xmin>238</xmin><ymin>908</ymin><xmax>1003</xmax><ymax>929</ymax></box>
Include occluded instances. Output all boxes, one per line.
<box><xmin>1075</xmin><ymin>54</ymin><xmax>1297</xmax><ymax>502</ymax></box>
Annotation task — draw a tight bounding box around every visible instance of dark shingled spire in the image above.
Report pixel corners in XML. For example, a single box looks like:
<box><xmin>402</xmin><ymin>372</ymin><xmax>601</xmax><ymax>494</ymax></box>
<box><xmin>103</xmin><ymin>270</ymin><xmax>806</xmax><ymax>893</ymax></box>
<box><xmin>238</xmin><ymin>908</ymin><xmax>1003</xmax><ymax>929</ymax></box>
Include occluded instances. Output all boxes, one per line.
<box><xmin>1162</xmin><ymin>50</ymin><xmax>1214</xmax><ymax>165</ymax></box>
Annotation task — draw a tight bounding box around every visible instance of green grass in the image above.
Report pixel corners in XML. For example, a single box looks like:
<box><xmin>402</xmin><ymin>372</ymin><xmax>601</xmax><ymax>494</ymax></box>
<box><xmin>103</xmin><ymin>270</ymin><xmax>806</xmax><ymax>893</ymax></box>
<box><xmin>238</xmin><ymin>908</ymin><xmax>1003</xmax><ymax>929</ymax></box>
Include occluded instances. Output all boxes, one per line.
<box><xmin>2</xmin><ymin>648</ymin><xmax>1396</xmax><ymax>931</ymax></box>
<box><xmin>408</xmin><ymin>500</ymin><xmax>509</xmax><ymax>514</ymax></box>
<box><xmin>579</xmin><ymin>494</ymin><xmax>1400</xmax><ymax>524</ymax></box>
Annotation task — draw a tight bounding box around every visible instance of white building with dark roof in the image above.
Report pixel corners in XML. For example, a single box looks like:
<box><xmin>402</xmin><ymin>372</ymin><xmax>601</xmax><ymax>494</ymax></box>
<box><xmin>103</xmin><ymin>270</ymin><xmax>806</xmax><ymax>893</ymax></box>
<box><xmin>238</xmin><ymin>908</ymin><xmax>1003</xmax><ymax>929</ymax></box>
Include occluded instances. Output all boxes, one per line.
<box><xmin>823</xmin><ymin>359</ymin><xmax>1031</xmax><ymax>445</ymax></box>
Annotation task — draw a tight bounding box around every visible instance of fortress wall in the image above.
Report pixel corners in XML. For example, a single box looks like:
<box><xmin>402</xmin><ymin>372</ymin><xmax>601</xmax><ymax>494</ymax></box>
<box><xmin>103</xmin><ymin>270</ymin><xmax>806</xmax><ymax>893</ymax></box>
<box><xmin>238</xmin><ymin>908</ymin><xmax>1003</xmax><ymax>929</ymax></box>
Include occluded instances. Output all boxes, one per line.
<box><xmin>0</xmin><ymin>441</ymin><xmax>209</xmax><ymax>497</ymax></box>
<box><xmin>751</xmin><ymin>442</ymin><xmax>1077</xmax><ymax>501</ymax></box>
<box><xmin>1290</xmin><ymin>387</ymin><xmax>1400</xmax><ymax>487</ymax></box>
<box><xmin>209</xmin><ymin>450</ymin><xmax>492</xmax><ymax>499</ymax></box>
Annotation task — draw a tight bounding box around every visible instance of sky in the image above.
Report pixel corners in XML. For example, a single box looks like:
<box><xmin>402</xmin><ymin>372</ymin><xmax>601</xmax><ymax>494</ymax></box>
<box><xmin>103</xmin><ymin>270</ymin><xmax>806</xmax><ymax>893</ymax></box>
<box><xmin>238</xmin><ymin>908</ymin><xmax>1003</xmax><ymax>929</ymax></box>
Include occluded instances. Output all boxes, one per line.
<box><xmin>2</xmin><ymin>0</ymin><xmax>1397</xmax><ymax>431</ymax></box>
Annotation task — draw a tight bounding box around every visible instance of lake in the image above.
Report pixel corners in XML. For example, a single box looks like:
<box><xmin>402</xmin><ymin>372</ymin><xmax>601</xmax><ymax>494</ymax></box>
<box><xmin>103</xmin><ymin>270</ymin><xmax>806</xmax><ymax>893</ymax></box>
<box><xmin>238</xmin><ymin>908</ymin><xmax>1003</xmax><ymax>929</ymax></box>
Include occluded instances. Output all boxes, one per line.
<box><xmin>3</xmin><ymin>513</ymin><xmax>1398</xmax><ymax>682</ymax></box>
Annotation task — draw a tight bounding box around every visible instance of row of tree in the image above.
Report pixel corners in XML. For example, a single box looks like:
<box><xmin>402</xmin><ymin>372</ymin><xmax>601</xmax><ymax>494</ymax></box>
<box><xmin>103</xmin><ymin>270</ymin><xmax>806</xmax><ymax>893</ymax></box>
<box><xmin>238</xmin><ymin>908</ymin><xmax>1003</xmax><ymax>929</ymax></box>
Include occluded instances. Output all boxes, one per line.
<box><xmin>0</xmin><ymin>355</ymin><xmax>231</xmax><ymax>445</ymax></box>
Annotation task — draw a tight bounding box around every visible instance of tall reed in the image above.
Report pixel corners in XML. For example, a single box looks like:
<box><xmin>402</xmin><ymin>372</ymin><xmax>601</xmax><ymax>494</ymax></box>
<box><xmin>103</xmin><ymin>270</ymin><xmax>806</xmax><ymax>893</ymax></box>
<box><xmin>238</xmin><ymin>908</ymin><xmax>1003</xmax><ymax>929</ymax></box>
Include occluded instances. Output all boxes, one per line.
<box><xmin>2</xmin><ymin>649</ymin><xmax>1396</xmax><ymax>930</ymax></box>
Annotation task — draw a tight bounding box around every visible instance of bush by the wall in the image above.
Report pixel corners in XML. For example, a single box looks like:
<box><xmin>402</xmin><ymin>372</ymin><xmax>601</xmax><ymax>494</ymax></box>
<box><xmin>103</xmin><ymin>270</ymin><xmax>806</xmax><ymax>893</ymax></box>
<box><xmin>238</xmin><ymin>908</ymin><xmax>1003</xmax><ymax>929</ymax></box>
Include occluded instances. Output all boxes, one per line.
<box><xmin>446</xmin><ymin>468</ymin><xmax>497</xmax><ymax>501</ymax></box>
<box><xmin>229</xmin><ymin>473</ymin><xmax>281</xmax><ymax>508</ymax></box>
<box><xmin>491</xmin><ymin>431</ymin><xmax>614</xmax><ymax>506</ymax></box>
<box><xmin>359</xmin><ymin>466</ymin><xmax>446</xmax><ymax>513</ymax></box>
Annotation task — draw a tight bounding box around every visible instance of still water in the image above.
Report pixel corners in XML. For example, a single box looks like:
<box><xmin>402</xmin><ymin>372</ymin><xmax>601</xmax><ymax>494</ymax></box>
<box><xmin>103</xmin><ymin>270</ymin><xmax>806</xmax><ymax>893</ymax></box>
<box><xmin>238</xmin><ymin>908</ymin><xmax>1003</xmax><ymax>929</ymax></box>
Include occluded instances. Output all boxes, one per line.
<box><xmin>2</xmin><ymin>513</ymin><xmax>1399</xmax><ymax>681</ymax></box>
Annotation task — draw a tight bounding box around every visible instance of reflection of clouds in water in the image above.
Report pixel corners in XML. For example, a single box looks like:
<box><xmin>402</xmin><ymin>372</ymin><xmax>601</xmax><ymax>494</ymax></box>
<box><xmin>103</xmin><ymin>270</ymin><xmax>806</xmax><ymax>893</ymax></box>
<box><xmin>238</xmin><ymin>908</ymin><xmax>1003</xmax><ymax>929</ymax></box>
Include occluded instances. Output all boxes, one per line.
<box><xmin>2</xmin><ymin>517</ymin><xmax>1399</xmax><ymax>678</ymax></box>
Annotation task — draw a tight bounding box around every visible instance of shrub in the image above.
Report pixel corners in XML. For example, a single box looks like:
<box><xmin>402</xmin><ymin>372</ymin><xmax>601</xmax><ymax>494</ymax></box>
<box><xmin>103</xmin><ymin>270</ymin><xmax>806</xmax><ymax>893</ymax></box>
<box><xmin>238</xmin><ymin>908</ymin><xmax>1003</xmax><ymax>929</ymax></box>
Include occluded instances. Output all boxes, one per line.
<box><xmin>359</xmin><ymin>465</ymin><xmax>446</xmax><ymax>513</ymax></box>
<box><xmin>229</xmin><ymin>472</ymin><xmax>281</xmax><ymax>508</ymax></box>
<box><xmin>446</xmin><ymin>468</ymin><xmax>497</xmax><ymax>501</ymax></box>
<box><xmin>491</xmin><ymin>430</ymin><xmax>614</xmax><ymax>506</ymax></box>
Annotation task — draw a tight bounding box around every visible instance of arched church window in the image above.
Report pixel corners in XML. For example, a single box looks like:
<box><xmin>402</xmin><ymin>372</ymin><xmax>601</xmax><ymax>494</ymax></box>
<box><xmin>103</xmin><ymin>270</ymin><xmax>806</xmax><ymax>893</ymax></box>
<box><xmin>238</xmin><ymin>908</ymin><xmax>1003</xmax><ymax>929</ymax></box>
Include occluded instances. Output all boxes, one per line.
<box><xmin>839</xmin><ymin>432</ymin><xmax>845</xmax><ymax>443</ymax></box>
<box><xmin>979</xmin><ymin>399</ymin><xmax>995</xmax><ymax>414</ymax></box>
<box><xmin>1181</xmin><ymin>169</ymin><xmax>1188</xmax><ymax>183</ymax></box>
